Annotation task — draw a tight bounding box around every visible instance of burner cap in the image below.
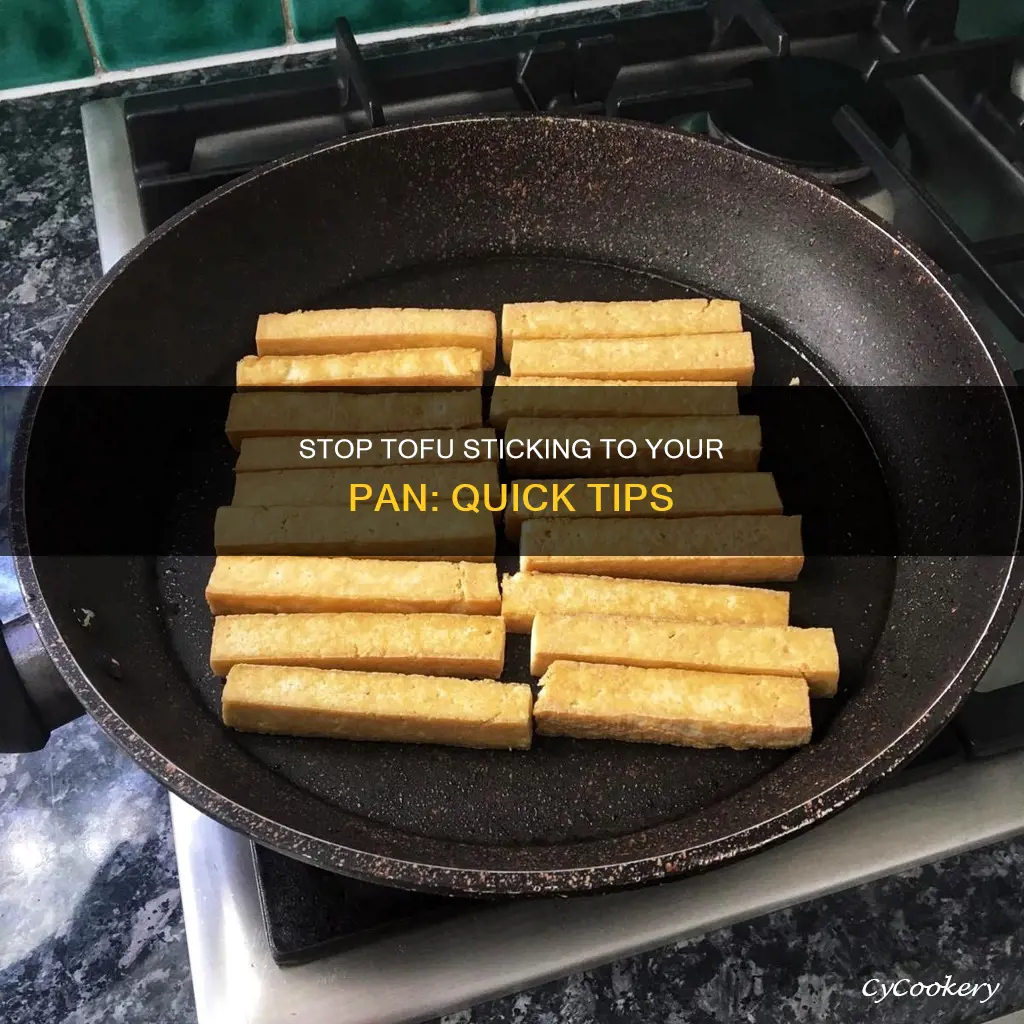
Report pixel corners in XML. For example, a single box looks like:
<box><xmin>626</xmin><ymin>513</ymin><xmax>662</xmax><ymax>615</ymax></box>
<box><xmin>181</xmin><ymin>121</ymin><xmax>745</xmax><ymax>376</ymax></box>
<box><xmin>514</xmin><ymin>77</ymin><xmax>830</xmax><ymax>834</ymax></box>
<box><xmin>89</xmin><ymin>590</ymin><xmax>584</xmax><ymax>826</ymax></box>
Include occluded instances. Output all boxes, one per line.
<box><xmin>708</xmin><ymin>57</ymin><xmax>904</xmax><ymax>181</ymax></box>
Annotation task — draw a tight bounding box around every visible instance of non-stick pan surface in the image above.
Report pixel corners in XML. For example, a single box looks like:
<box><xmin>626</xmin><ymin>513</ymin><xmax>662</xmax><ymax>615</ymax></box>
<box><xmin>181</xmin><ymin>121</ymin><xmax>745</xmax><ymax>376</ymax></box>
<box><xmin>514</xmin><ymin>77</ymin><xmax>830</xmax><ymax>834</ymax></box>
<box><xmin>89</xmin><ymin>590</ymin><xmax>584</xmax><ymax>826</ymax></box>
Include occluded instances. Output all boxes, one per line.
<box><xmin>12</xmin><ymin>117</ymin><xmax>1024</xmax><ymax>894</ymax></box>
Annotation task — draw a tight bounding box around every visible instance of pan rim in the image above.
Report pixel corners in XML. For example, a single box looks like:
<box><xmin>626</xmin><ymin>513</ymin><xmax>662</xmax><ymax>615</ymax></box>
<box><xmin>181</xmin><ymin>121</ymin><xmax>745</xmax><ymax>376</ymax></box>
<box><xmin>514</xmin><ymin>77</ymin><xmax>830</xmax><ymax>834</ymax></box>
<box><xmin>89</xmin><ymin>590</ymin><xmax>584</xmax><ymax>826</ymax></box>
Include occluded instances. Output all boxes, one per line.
<box><xmin>12</xmin><ymin>114</ymin><xmax>1024</xmax><ymax>894</ymax></box>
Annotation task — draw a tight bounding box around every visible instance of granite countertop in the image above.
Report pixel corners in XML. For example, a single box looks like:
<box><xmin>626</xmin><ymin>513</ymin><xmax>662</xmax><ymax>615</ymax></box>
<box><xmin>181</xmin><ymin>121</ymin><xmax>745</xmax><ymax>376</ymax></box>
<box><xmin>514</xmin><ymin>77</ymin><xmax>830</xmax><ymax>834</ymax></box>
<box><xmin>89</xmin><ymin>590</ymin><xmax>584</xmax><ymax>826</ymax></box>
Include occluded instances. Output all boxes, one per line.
<box><xmin>2</xmin><ymin>70</ymin><xmax>1024</xmax><ymax>1024</ymax></box>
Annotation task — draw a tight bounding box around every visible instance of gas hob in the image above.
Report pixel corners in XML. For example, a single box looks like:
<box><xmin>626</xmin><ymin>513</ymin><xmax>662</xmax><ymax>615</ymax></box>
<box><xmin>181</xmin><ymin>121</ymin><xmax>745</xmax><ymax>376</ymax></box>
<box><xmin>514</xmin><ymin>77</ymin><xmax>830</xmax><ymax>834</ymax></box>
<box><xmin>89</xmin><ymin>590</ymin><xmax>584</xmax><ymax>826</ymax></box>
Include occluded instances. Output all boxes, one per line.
<box><xmin>81</xmin><ymin>3</ymin><xmax>1024</xmax><ymax>1021</ymax></box>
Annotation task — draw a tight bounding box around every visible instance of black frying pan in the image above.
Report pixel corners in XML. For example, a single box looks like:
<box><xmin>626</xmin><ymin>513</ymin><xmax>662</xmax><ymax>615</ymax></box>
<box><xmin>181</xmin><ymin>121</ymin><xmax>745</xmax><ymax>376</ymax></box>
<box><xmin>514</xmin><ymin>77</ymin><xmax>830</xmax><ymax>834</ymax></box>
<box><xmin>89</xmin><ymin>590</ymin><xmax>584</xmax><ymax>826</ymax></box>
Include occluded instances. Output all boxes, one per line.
<box><xmin>4</xmin><ymin>116</ymin><xmax>1022</xmax><ymax>895</ymax></box>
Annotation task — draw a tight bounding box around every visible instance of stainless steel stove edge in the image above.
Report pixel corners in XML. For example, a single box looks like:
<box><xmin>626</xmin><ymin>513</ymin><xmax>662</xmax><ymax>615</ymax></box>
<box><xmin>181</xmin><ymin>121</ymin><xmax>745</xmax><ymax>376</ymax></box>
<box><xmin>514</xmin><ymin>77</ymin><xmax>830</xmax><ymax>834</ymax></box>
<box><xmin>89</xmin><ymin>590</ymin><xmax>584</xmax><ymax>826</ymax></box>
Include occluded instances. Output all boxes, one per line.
<box><xmin>171</xmin><ymin>752</ymin><xmax>1024</xmax><ymax>1024</ymax></box>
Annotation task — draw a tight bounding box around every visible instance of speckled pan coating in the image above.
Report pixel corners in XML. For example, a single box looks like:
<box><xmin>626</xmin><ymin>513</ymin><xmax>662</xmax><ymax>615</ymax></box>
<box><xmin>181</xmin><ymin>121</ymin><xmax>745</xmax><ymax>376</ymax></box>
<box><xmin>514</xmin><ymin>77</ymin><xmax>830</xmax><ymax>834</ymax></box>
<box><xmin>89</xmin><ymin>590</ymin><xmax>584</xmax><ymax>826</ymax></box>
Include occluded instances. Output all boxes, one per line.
<box><xmin>10</xmin><ymin>116</ymin><xmax>1024</xmax><ymax>895</ymax></box>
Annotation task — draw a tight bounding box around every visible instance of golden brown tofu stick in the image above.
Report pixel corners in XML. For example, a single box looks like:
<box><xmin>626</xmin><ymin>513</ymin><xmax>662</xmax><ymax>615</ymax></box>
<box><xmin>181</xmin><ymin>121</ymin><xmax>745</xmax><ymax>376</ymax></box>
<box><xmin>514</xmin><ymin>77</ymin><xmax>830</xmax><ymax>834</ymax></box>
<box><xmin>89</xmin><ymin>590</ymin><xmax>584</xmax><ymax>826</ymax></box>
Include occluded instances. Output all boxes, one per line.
<box><xmin>509</xmin><ymin>335</ymin><xmax>754</xmax><ymax>385</ymax></box>
<box><xmin>211</xmin><ymin>612</ymin><xmax>505</xmax><ymax>678</ymax></box>
<box><xmin>533</xmin><ymin>661</ymin><xmax>811</xmax><ymax>749</ymax></box>
<box><xmin>223</xmin><ymin>664</ymin><xmax>530</xmax><ymax>749</ymax></box>
<box><xmin>519</xmin><ymin>515</ymin><xmax>804</xmax><ymax>583</ymax></box>
<box><xmin>529</xmin><ymin>614</ymin><xmax>838</xmax><ymax>696</ymax></box>
<box><xmin>236</xmin><ymin>348</ymin><xmax>483</xmax><ymax>388</ymax></box>
<box><xmin>500</xmin><ymin>572</ymin><xmax>789</xmax><ymax>633</ymax></box>
<box><xmin>235</xmin><ymin>429</ymin><xmax>497</xmax><ymax>470</ymax></box>
<box><xmin>256</xmin><ymin>308</ymin><xmax>497</xmax><ymax>369</ymax></box>
<box><xmin>206</xmin><ymin>556</ymin><xmax>501</xmax><ymax>615</ymax></box>
<box><xmin>503</xmin><ymin>473</ymin><xmax>782</xmax><ymax>538</ymax></box>
<box><xmin>215</xmin><ymin>505</ymin><xmax>495</xmax><ymax>559</ymax></box>
<box><xmin>231</xmin><ymin>462</ymin><xmax>500</xmax><ymax>507</ymax></box>
<box><xmin>225</xmin><ymin>390</ymin><xmax>482</xmax><ymax>448</ymax></box>
<box><xmin>500</xmin><ymin>299</ymin><xmax>742</xmax><ymax>359</ymax></box>
<box><xmin>502</xmin><ymin>417</ymin><xmax>760</xmax><ymax>476</ymax></box>
<box><xmin>488</xmin><ymin>378</ymin><xmax>738</xmax><ymax>426</ymax></box>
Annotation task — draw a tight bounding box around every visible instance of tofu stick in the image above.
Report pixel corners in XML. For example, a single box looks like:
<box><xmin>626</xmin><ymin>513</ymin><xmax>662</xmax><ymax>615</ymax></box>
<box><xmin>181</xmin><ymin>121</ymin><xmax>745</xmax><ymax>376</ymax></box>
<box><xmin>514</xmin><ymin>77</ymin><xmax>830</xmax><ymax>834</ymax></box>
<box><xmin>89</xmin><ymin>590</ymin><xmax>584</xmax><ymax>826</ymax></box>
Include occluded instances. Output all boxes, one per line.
<box><xmin>207</xmin><ymin>556</ymin><xmax>501</xmax><ymax>615</ymax></box>
<box><xmin>211</xmin><ymin>612</ymin><xmax>505</xmax><ymax>678</ymax></box>
<box><xmin>488</xmin><ymin>378</ymin><xmax>738</xmax><ymax>426</ymax></box>
<box><xmin>500</xmin><ymin>572</ymin><xmax>789</xmax><ymax>633</ymax></box>
<box><xmin>223</xmin><ymin>664</ymin><xmax>530</xmax><ymax>749</ymax></box>
<box><xmin>231</xmin><ymin>462</ymin><xmax>499</xmax><ymax>507</ymax></box>
<box><xmin>519</xmin><ymin>515</ymin><xmax>803</xmax><ymax>582</ymax></box>
<box><xmin>503</xmin><ymin>416</ymin><xmax>761</xmax><ymax>476</ymax></box>
<box><xmin>236</xmin><ymin>348</ymin><xmax>483</xmax><ymax>388</ymax></box>
<box><xmin>509</xmin><ymin>334</ymin><xmax>754</xmax><ymax>385</ymax></box>
<box><xmin>529</xmin><ymin>614</ymin><xmax>839</xmax><ymax>696</ymax></box>
<box><xmin>256</xmin><ymin>308</ymin><xmax>497</xmax><ymax>369</ymax></box>
<box><xmin>501</xmin><ymin>299</ymin><xmax>742</xmax><ymax>359</ymax></box>
<box><xmin>533</xmin><ymin>661</ymin><xmax>811</xmax><ymax>749</ymax></box>
<box><xmin>215</xmin><ymin>505</ymin><xmax>495</xmax><ymax>558</ymax></box>
<box><xmin>225</xmin><ymin>390</ymin><xmax>482</xmax><ymax>448</ymax></box>
<box><xmin>235</xmin><ymin>428</ymin><xmax>497</xmax><ymax>470</ymax></box>
<box><xmin>503</xmin><ymin>473</ymin><xmax>782</xmax><ymax>538</ymax></box>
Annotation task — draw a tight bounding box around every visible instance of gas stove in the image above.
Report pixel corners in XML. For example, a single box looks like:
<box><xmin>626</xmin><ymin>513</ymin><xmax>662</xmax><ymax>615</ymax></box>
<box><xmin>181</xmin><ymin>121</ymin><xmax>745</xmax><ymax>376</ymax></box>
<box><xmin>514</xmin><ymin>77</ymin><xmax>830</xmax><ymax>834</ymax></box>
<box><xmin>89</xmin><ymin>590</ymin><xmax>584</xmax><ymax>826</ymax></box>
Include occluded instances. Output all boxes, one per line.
<box><xmin>80</xmin><ymin>3</ymin><xmax>1024</xmax><ymax>1022</ymax></box>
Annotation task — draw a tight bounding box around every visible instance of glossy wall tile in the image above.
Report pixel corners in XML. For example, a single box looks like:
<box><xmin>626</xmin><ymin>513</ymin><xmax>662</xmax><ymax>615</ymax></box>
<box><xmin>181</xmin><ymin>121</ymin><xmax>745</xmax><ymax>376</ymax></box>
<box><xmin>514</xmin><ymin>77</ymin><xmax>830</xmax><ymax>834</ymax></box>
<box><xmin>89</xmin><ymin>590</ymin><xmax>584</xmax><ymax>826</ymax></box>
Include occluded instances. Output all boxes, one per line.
<box><xmin>287</xmin><ymin>0</ymin><xmax>469</xmax><ymax>42</ymax></box>
<box><xmin>0</xmin><ymin>0</ymin><xmax>595</xmax><ymax>90</ymax></box>
<box><xmin>0</xmin><ymin>0</ymin><xmax>94</xmax><ymax>89</ymax></box>
<box><xmin>477</xmin><ymin>0</ymin><xmax>564</xmax><ymax>12</ymax></box>
<box><xmin>79</xmin><ymin>0</ymin><xmax>285</xmax><ymax>71</ymax></box>
<box><xmin>25</xmin><ymin>0</ymin><xmax>1023</xmax><ymax>92</ymax></box>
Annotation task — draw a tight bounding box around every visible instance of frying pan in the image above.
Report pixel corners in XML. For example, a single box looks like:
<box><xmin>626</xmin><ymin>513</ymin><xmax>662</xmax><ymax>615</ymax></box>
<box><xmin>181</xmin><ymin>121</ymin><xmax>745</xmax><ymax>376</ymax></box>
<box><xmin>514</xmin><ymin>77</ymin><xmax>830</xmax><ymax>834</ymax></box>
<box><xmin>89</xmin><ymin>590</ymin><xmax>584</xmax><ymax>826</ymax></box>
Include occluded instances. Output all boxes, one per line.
<box><xmin>3</xmin><ymin>116</ymin><xmax>1022</xmax><ymax>896</ymax></box>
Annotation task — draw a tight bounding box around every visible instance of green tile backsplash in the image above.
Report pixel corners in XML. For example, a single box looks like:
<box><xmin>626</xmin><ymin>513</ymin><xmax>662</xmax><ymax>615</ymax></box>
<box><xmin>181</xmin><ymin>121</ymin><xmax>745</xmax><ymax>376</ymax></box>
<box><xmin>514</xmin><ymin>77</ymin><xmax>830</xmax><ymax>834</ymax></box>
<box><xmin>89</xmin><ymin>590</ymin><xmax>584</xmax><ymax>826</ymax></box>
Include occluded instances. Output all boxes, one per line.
<box><xmin>5</xmin><ymin>0</ymin><xmax>1024</xmax><ymax>93</ymax></box>
<box><xmin>80</xmin><ymin>0</ymin><xmax>285</xmax><ymax>71</ymax></box>
<box><xmin>0</xmin><ymin>0</ymin><xmax>94</xmax><ymax>89</ymax></box>
<box><xmin>288</xmin><ymin>0</ymin><xmax>468</xmax><ymax>41</ymax></box>
<box><xmin>477</xmin><ymin>0</ymin><xmax>563</xmax><ymax>12</ymax></box>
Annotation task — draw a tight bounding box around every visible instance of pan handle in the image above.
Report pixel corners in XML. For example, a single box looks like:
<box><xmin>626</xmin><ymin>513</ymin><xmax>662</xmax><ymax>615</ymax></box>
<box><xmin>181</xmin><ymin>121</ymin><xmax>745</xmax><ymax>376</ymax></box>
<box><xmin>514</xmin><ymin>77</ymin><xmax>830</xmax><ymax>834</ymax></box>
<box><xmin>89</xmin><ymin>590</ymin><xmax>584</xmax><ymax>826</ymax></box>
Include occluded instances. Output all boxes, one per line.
<box><xmin>957</xmin><ymin>686</ymin><xmax>1024</xmax><ymax>758</ymax></box>
<box><xmin>0</xmin><ymin>613</ymin><xmax>83</xmax><ymax>752</ymax></box>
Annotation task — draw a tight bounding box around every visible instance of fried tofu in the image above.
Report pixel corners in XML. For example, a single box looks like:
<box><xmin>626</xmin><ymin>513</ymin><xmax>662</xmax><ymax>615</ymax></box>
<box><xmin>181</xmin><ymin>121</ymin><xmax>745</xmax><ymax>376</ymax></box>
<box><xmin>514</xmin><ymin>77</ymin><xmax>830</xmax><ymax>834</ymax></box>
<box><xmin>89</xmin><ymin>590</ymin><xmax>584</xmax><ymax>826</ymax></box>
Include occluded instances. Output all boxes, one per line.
<box><xmin>519</xmin><ymin>515</ymin><xmax>804</xmax><ymax>582</ymax></box>
<box><xmin>256</xmin><ymin>307</ymin><xmax>497</xmax><ymax>369</ymax></box>
<box><xmin>235</xmin><ymin>428</ymin><xmax>496</xmax><ymax>470</ymax></box>
<box><xmin>509</xmin><ymin>335</ymin><xmax>754</xmax><ymax>385</ymax></box>
<box><xmin>500</xmin><ymin>572</ymin><xmax>789</xmax><ymax>633</ymax></box>
<box><xmin>223</xmin><ymin>664</ymin><xmax>531</xmax><ymax>749</ymax></box>
<box><xmin>500</xmin><ymin>298</ymin><xmax>742</xmax><ymax>359</ymax></box>
<box><xmin>206</xmin><ymin>556</ymin><xmax>501</xmax><ymax>615</ymax></box>
<box><xmin>533</xmin><ymin>660</ymin><xmax>811</xmax><ymax>749</ymax></box>
<box><xmin>529</xmin><ymin>614</ymin><xmax>839</xmax><ymax>696</ymax></box>
<box><xmin>225</xmin><ymin>390</ymin><xmax>481</xmax><ymax>448</ymax></box>
<box><xmin>211</xmin><ymin>612</ymin><xmax>505</xmax><ymax>678</ymax></box>
<box><xmin>502</xmin><ymin>416</ymin><xmax>761</xmax><ymax>476</ymax></box>
<box><xmin>231</xmin><ymin>462</ymin><xmax>499</xmax><ymax>507</ymax></box>
<box><xmin>214</xmin><ymin>505</ymin><xmax>495</xmax><ymax>558</ymax></box>
<box><xmin>488</xmin><ymin>378</ymin><xmax>738</xmax><ymax>426</ymax></box>
<box><xmin>503</xmin><ymin>473</ymin><xmax>782</xmax><ymax>538</ymax></box>
<box><xmin>236</xmin><ymin>348</ymin><xmax>483</xmax><ymax>388</ymax></box>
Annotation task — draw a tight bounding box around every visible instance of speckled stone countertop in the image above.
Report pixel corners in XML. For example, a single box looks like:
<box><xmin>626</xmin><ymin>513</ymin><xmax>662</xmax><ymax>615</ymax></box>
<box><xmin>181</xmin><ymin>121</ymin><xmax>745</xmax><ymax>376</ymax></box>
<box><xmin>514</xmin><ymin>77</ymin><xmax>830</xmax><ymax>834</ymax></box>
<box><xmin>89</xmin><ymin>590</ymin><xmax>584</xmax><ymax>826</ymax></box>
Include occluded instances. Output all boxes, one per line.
<box><xmin>2</xmin><ymin>53</ymin><xmax>1024</xmax><ymax>1024</ymax></box>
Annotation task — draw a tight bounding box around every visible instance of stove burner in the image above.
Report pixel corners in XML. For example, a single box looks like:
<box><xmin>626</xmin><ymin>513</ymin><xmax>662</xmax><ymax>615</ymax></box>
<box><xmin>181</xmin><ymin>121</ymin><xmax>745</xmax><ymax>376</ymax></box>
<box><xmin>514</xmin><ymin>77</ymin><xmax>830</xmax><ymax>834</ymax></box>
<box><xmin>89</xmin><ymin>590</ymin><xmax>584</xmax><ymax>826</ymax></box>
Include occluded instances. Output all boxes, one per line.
<box><xmin>708</xmin><ymin>56</ymin><xmax>905</xmax><ymax>183</ymax></box>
